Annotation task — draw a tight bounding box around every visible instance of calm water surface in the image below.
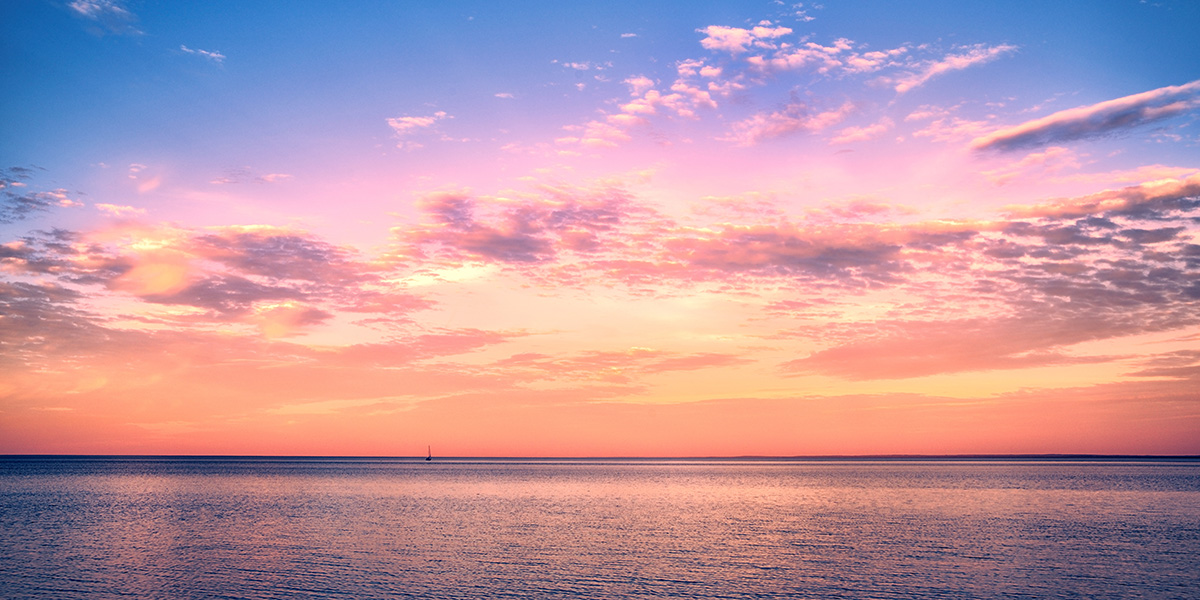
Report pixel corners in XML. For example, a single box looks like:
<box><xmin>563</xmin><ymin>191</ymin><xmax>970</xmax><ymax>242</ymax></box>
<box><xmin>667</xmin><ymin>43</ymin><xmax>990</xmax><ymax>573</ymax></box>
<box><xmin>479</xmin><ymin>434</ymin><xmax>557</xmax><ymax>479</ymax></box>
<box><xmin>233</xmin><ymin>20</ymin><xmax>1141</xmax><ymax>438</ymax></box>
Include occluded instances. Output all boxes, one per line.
<box><xmin>1</xmin><ymin>457</ymin><xmax>1197</xmax><ymax>599</ymax></box>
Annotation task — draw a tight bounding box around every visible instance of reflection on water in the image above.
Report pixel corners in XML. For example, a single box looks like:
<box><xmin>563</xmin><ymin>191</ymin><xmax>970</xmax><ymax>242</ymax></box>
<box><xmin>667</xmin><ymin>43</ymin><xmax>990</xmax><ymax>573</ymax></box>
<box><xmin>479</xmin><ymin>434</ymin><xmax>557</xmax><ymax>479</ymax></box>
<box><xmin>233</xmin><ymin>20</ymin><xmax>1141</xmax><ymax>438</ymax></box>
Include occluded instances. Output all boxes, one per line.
<box><xmin>2</xmin><ymin>458</ymin><xmax>1197</xmax><ymax>599</ymax></box>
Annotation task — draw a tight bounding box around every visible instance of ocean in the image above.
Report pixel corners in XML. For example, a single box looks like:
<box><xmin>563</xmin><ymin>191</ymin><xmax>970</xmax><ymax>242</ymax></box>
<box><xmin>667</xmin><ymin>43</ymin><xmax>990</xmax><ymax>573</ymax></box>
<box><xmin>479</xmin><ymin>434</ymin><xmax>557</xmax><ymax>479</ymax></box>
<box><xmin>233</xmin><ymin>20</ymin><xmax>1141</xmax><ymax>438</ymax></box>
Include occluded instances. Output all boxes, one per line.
<box><xmin>1</xmin><ymin>457</ymin><xmax>1197</xmax><ymax>599</ymax></box>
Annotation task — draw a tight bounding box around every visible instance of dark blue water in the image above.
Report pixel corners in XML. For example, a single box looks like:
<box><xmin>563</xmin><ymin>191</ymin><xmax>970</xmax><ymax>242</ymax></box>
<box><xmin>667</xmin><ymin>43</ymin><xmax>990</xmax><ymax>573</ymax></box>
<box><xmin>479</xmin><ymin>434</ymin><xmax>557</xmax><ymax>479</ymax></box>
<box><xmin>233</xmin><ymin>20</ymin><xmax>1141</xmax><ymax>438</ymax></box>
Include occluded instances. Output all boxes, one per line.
<box><xmin>1</xmin><ymin>457</ymin><xmax>1197</xmax><ymax>599</ymax></box>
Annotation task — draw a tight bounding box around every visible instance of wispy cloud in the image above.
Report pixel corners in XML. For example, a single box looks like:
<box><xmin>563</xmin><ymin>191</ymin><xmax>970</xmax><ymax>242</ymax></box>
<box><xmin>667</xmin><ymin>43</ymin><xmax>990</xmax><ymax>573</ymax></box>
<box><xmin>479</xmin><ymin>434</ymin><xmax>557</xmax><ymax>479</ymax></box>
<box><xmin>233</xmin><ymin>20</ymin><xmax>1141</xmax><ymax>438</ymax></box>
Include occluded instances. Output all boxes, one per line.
<box><xmin>972</xmin><ymin>79</ymin><xmax>1200</xmax><ymax>151</ymax></box>
<box><xmin>892</xmin><ymin>44</ymin><xmax>1016</xmax><ymax>93</ymax></box>
<box><xmin>399</xmin><ymin>186</ymin><xmax>647</xmax><ymax>265</ymax></box>
<box><xmin>180</xmin><ymin>45</ymin><xmax>226</xmax><ymax>64</ymax></box>
<box><xmin>95</xmin><ymin>203</ymin><xmax>146</xmax><ymax>217</ymax></box>
<box><xmin>553</xmin><ymin>60</ymin><xmax>610</xmax><ymax>71</ymax></box>
<box><xmin>723</xmin><ymin>100</ymin><xmax>853</xmax><ymax>146</ymax></box>
<box><xmin>68</xmin><ymin>0</ymin><xmax>141</xmax><ymax>35</ymax></box>
<box><xmin>698</xmin><ymin>23</ymin><xmax>793</xmax><ymax>54</ymax></box>
<box><xmin>386</xmin><ymin>111</ymin><xmax>451</xmax><ymax>150</ymax></box>
<box><xmin>556</xmin><ymin>119</ymin><xmax>632</xmax><ymax>148</ymax></box>
<box><xmin>980</xmin><ymin>146</ymin><xmax>1081</xmax><ymax>186</ymax></box>
<box><xmin>68</xmin><ymin>0</ymin><xmax>130</xmax><ymax>19</ymax></box>
<box><xmin>210</xmin><ymin>168</ymin><xmax>293</xmax><ymax>185</ymax></box>
<box><xmin>1003</xmin><ymin>174</ymin><xmax>1200</xmax><ymax>219</ymax></box>
<box><xmin>1</xmin><ymin>168</ymin><xmax>81</xmax><ymax>223</ymax></box>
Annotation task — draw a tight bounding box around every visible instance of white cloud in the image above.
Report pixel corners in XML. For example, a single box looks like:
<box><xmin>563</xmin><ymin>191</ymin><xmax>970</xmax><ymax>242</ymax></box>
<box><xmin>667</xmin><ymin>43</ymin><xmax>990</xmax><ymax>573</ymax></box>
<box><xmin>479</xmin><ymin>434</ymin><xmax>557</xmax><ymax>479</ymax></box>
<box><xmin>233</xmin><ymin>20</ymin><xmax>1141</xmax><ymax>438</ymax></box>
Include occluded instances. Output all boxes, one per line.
<box><xmin>180</xmin><ymin>45</ymin><xmax>226</xmax><ymax>64</ymax></box>
<box><xmin>385</xmin><ymin>111</ymin><xmax>453</xmax><ymax>150</ymax></box>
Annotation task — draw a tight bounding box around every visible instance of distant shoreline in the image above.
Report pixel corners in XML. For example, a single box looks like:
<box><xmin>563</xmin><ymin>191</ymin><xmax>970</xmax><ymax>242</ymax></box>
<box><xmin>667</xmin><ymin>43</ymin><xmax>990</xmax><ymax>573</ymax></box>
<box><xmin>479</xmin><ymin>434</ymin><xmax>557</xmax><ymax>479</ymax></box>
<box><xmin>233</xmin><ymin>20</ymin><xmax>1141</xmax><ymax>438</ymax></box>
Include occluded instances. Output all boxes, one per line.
<box><xmin>3</xmin><ymin>454</ymin><xmax>1198</xmax><ymax>462</ymax></box>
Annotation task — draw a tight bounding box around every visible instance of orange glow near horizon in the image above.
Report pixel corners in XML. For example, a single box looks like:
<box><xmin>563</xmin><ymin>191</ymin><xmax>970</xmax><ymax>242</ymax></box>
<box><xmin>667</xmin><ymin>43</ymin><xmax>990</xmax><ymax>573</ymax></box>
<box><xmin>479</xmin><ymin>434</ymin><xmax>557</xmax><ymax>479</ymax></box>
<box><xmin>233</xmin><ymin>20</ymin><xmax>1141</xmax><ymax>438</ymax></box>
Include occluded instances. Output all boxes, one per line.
<box><xmin>2</xmin><ymin>2</ymin><xmax>1199</xmax><ymax>456</ymax></box>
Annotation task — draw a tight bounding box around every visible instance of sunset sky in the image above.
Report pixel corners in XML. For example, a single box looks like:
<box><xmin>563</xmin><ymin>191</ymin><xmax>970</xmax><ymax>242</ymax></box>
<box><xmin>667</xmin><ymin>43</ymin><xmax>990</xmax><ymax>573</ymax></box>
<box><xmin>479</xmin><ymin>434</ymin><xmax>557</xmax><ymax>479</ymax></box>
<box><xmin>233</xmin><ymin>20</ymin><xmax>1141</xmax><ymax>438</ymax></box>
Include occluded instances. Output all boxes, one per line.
<box><xmin>3</xmin><ymin>0</ymin><xmax>1199</xmax><ymax>456</ymax></box>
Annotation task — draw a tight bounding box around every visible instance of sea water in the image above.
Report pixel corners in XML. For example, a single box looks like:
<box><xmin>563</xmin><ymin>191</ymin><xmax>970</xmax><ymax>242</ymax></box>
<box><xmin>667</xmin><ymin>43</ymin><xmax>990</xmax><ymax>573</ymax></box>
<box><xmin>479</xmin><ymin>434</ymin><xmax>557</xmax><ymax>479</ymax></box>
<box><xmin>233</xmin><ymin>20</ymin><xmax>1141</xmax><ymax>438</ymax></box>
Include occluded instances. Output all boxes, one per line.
<box><xmin>1</xmin><ymin>457</ymin><xmax>1197</xmax><ymax>599</ymax></box>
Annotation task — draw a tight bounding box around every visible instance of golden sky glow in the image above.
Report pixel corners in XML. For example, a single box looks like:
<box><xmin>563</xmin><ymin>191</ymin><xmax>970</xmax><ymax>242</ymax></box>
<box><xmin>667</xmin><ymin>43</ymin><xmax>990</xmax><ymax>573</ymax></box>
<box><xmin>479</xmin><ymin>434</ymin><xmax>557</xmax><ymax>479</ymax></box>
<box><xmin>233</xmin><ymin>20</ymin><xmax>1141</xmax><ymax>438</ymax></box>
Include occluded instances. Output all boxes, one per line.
<box><xmin>2</xmin><ymin>1</ymin><xmax>1199</xmax><ymax>456</ymax></box>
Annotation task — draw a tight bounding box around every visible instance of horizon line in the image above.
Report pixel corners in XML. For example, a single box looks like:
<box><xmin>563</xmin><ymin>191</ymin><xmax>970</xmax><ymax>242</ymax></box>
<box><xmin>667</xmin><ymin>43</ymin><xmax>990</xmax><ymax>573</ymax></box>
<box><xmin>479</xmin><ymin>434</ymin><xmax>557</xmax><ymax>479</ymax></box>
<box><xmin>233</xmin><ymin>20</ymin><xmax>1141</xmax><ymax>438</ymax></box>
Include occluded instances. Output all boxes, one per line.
<box><xmin>3</xmin><ymin>453</ymin><xmax>1199</xmax><ymax>461</ymax></box>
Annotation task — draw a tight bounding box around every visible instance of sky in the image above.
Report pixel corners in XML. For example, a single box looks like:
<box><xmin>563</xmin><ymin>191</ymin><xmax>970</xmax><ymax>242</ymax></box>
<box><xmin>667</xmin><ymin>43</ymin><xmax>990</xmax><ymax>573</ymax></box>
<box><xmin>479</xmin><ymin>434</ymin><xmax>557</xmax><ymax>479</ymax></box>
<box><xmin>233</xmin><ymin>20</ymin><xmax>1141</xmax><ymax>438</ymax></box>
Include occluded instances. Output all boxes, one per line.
<box><xmin>2</xmin><ymin>0</ymin><xmax>1199</xmax><ymax>456</ymax></box>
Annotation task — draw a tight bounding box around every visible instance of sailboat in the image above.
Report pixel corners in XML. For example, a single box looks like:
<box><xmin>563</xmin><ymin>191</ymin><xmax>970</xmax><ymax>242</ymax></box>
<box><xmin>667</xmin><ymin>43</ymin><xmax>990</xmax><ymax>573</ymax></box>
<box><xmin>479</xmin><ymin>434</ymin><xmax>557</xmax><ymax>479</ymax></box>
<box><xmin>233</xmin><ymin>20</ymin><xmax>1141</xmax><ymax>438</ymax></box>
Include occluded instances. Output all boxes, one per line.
<box><xmin>425</xmin><ymin>445</ymin><xmax>432</xmax><ymax>461</ymax></box>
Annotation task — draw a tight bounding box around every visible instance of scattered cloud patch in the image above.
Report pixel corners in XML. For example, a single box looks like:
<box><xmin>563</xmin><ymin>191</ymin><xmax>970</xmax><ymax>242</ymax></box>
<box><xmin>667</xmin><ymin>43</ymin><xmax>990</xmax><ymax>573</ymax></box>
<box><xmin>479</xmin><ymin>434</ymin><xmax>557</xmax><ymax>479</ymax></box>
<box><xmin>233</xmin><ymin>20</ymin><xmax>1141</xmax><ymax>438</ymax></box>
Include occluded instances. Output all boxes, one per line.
<box><xmin>698</xmin><ymin>23</ymin><xmax>793</xmax><ymax>54</ymax></box>
<box><xmin>782</xmin><ymin>316</ymin><xmax>1115</xmax><ymax>379</ymax></box>
<box><xmin>400</xmin><ymin>186</ymin><xmax>646</xmax><ymax>265</ymax></box>
<box><xmin>95</xmin><ymin>203</ymin><xmax>146</xmax><ymax>217</ymax></box>
<box><xmin>492</xmin><ymin>348</ymin><xmax>753</xmax><ymax>382</ymax></box>
<box><xmin>557</xmin><ymin>120</ymin><xmax>632</xmax><ymax>148</ymax></box>
<box><xmin>625</xmin><ymin>76</ymin><xmax>655</xmax><ymax>96</ymax></box>
<box><xmin>68</xmin><ymin>0</ymin><xmax>140</xmax><ymax>34</ymax></box>
<box><xmin>724</xmin><ymin>100</ymin><xmax>853</xmax><ymax>146</ymax></box>
<box><xmin>386</xmin><ymin>111</ymin><xmax>451</xmax><ymax>150</ymax></box>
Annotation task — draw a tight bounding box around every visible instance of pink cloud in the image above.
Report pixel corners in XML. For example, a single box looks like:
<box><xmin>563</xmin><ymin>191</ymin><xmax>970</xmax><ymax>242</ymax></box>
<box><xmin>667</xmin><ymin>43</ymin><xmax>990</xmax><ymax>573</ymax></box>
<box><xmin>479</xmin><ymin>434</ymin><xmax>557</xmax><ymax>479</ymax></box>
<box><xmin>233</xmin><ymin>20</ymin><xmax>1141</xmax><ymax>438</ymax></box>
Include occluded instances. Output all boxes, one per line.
<box><xmin>386</xmin><ymin>111</ymin><xmax>451</xmax><ymax>149</ymax></box>
<box><xmin>490</xmin><ymin>348</ymin><xmax>753</xmax><ymax>382</ymax></box>
<box><xmin>745</xmin><ymin>38</ymin><xmax>854</xmax><ymax>74</ymax></box>
<box><xmin>180</xmin><ymin>44</ymin><xmax>225</xmax><ymax>63</ymax></box>
<box><xmin>831</xmin><ymin>117</ymin><xmax>894</xmax><ymax>144</ymax></box>
<box><xmin>387</xmin><ymin>112</ymin><xmax>447</xmax><ymax>134</ymax></box>
<box><xmin>723</xmin><ymin>101</ymin><xmax>854</xmax><ymax>146</ymax></box>
<box><xmin>892</xmin><ymin>44</ymin><xmax>1016</xmax><ymax>93</ymax></box>
<box><xmin>557</xmin><ymin>119</ymin><xmax>632</xmax><ymax>148</ymax></box>
<box><xmin>401</xmin><ymin>187</ymin><xmax>648</xmax><ymax>265</ymax></box>
<box><xmin>2</xmin><ymin>169</ymin><xmax>83</xmax><ymax>222</ymax></box>
<box><xmin>1004</xmin><ymin>174</ymin><xmax>1200</xmax><ymax>219</ymax></box>
<box><xmin>624</xmin><ymin>75</ymin><xmax>655</xmax><ymax>95</ymax></box>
